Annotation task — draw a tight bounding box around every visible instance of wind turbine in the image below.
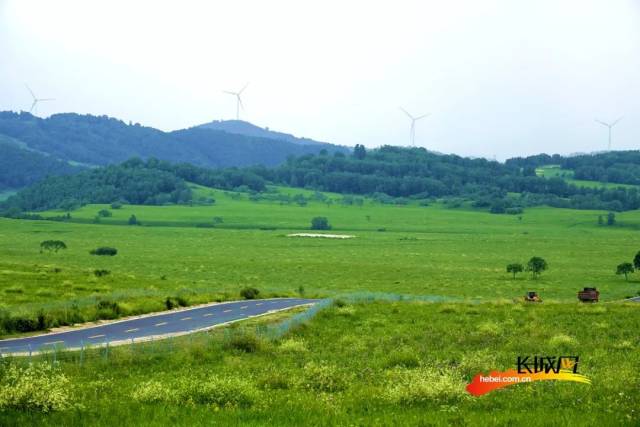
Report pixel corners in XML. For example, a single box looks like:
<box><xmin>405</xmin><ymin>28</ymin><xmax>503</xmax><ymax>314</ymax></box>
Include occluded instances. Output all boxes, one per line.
<box><xmin>595</xmin><ymin>117</ymin><xmax>623</xmax><ymax>151</ymax></box>
<box><xmin>223</xmin><ymin>83</ymin><xmax>249</xmax><ymax>120</ymax></box>
<box><xmin>25</xmin><ymin>84</ymin><xmax>55</xmax><ymax>115</ymax></box>
<box><xmin>399</xmin><ymin>107</ymin><xmax>429</xmax><ymax>147</ymax></box>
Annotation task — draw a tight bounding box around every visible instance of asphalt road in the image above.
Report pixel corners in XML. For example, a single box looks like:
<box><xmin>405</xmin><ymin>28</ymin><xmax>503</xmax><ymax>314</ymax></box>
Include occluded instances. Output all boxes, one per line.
<box><xmin>0</xmin><ymin>298</ymin><xmax>318</xmax><ymax>355</ymax></box>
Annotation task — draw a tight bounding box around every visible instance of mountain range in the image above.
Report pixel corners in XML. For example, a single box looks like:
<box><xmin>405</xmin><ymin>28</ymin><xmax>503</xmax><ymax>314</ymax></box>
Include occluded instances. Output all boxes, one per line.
<box><xmin>0</xmin><ymin>111</ymin><xmax>349</xmax><ymax>191</ymax></box>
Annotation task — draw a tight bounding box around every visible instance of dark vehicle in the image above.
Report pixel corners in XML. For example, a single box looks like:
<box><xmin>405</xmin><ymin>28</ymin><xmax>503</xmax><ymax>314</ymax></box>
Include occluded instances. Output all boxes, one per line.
<box><xmin>578</xmin><ymin>287</ymin><xmax>599</xmax><ymax>303</ymax></box>
<box><xmin>524</xmin><ymin>291</ymin><xmax>542</xmax><ymax>302</ymax></box>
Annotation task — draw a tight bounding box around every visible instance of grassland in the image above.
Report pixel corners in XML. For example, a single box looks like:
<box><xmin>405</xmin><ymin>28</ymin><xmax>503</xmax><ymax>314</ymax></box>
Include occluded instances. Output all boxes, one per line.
<box><xmin>1</xmin><ymin>185</ymin><xmax>639</xmax><ymax>425</ymax></box>
<box><xmin>536</xmin><ymin>165</ymin><xmax>638</xmax><ymax>190</ymax></box>
<box><xmin>1</xmin><ymin>300</ymin><xmax>638</xmax><ymax>426</ymax></box>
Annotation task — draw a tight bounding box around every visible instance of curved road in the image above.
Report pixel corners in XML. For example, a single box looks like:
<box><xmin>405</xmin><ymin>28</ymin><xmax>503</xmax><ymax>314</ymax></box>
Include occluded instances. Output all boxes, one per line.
<box><xmin>0</xmin><ymin>298</ymin><xmax>318</xmax><ymax>355</ymax></box>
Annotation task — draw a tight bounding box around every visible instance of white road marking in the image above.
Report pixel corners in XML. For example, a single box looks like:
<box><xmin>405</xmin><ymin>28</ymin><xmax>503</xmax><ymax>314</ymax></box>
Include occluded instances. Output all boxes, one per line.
<box><xmin>223</xmin><ymin>309</ymin><xmax>232</xmax><ymax>313</ymax></box>
<box><xmin>203</xmin><ymin>313</ymin><xmax>214</xmax><ymax>317</ymax></box>
<box><xmin>45</xmin><ymin>340</ymin><xmax>64</xmax><ymax>345</ymax></box>
<box><xmin>125</xmin><ymin>328</ymin><xmax>139</xmax><ymax>333</ymax></box>
<box><xmin>180</xmin><ymin>317</ymin><xmax>192</xmax><ymax>321</ymax></box>
<box><xmin>240</xmin><ymin>306</ymin><xmax>248</xmax><ymax>309</ymax></box>
<box><xmin>256</xmin><ymin>302</ymin><xmax>263</xmax><ymax>306</ymax></box>
<box><xmin>155</xmin><ymin>322</ymin><xmax>168</xmax><ymax>327</ymax></box>
<box><xmin>88</xmin><ymin>334</ymin><xmax>105</xmax><ymax>339</ymax></box>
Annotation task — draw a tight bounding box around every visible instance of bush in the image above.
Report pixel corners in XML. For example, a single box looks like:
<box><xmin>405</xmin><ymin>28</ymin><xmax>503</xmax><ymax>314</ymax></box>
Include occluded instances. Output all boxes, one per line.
<box><xmin>89</xmin><ymin>247</ymin><xmax>117</xmax><ymax>256</ymax></box>
<box><xmin>110</xmin><ymin>202</ymin><xmax>123</xmax><ymax>209</ymax></box>
<box><xmin>301</xmin><ymin>361</ymin><xmax>347</xmax><ymax>392</ymax></box>
<box><xmin>128</xmin><ymin>214</ymin><xmax>139</xmax><ymax>225</ymax></box>
<box><xmin>97</xmin><ymin>209</ymin><xmax>112</xmax><ymax>217</ymax></box>
<box><xmin>240</xmin><ymin>287</ymin><xmax>260</xmax><ymax>300</ymax></box>
<box><xmin>0</xmin><ymin>363</ymin><xmax>73</xmax><ymax>412</ymax></box>
<box><xmin>133</xmin><ymin>376</ymin><xmax>257</xmax><ymax>408</ymax></box>
<box><xmin>227</xmin><ymin>332</ymin><xmax>262</xmax><ymax>353</ymax></box>
<box><xmin>310</xmin><ymin>216</ymin><xmax>331</xmax><ymax>230</ymax></box>
<box><xmin>165</xmin><ymin>296</ymin><xmax>188</xmax><ymax>310</ymax></box>
<box><xmin>95</xmin><ymin>300</ymin><xmax>122</xmax><ymax>319</ymax></box>
<box><xmin>93</xmin><ymin>269</ymin><xmax>110</xmax><ymax>277</ymax></box>
<box><xmin>382</xmin><ymin>367</ymin><xmax>468</xmax><ymax>406</ymax></box>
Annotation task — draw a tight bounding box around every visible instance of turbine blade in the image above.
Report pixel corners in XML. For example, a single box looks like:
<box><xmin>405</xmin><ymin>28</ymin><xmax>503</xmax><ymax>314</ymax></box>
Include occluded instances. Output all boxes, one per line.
<box><xmin>399</xmin><ymin>107</ymin><xmax>413</xmax><ymax>120</ymax></box>
<box><xmin>415</xmin><ymin>113</ymin><xmax>430</xmax><ymax>121</ymax></box>
<box><xmin>39</xmin><ymin>98</ymin><xmax>55</xmax><ymax>102</ymax></box>
<box><xmin>239</xmin><ymin>82</ymin><xmax>249</xmax><ymax>94</ymax></box>
<box><xmin>594</xmin><ymin>119</ymin><xmax>609</xmax><ymax>127</ymax></box>
<box><xmin>30</xmin><ymin>100</ymin><xmax>37</xmax><ymax>112</ymax></box>
<box><xmin>223</xmin><ymin>91</ymin><xmax>237</xmax><ymax>95</ymax></box>
<box><xmin>25</xmin><ymin>84</ymin><xmax>36</xmax><ymax>99</ymax></box>
<box><xmin>612</xmin><ymin>116</ymin><xmax>623</xmax><ymax>126</ymax></box>
<box><xmin>238</xmin><ymin>96</ymin><xmax>245</xmax><ymax>110</ymax></box>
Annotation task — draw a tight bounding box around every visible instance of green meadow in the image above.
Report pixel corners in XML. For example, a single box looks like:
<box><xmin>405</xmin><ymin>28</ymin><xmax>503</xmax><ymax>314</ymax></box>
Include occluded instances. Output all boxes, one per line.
<box><xmin>1</xmin><ymin>301</ymin><xmax>638</xmax><ymax>426</ymax></box>
<box><xmin>1</xmin><ymin>185</ymin><xmax>639</xmax><ymax>425</ymax></box>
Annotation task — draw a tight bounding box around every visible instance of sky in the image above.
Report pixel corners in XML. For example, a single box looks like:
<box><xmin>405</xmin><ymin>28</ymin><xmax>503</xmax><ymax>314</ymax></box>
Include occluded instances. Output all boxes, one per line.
<box><xmin>0</xmin><ymin>0</ymin><xmax>639</xmax><ymax>160</ymax></box>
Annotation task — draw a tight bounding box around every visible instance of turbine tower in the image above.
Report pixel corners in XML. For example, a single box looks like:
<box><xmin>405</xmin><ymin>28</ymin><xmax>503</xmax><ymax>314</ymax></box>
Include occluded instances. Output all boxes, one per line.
<box><xmin>223</xmin><ymin>83</ymin><xmax>249</xmax><ymax>120</ymax></box>
<box><xmin>25</xmin><ymin>84</ymin><xmax>55</xmax><ymax>115</ymax></box>
<box><xmin>400</xmin><ymin>107</ymin><xmax>429</xmax><ymax>147</ymax></box>
<box><xmin>595</xmin><ymin>117</ymin><xmax>623</xmax><ymax>151</ymax></box>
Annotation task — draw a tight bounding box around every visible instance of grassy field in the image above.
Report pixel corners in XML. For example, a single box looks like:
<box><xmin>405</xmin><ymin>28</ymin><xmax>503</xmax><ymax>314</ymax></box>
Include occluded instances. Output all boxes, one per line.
<box><xmin>536</xmin><ymin>165</ymin><xmax>638</xmax><ymax>190</ymax></box>
<box><xmin>0</xmin><ymin>300</ymin><xmax>638</xmax><ymax>426</ymax></box>
<box><xmin>1</xmin><ymin>185</ymin><xmax>639</xmax><ymax>425</ymax></box>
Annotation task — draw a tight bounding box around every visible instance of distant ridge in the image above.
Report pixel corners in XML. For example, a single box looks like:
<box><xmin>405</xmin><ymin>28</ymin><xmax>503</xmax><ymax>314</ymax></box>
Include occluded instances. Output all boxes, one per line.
<box><xmin>196</xmin><ymin>120</ymin><xmax>326</xmax><ymax>146</ymax></box>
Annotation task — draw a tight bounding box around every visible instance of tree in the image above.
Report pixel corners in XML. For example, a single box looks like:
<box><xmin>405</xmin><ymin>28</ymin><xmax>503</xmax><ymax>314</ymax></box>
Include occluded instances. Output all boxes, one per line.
<box><xmin>39</xmin><ymin>240</ymin><xmax>67</xmax><ymax>253</ymax></box>
<box><xmin>607</xmin><ymin>212</ymin><xmax>616</xmax><ymax>226</ymax></box>
<box><xmin>634</xmin><ymin>251</ymin><xmax>640</xmax><ymax>270</ymax></box>
<box><xmin>311</xmin><ymin>216</ymin><xmax>331</xmax><ymax>230</ymax></box>
<box><xmin>128</xmin><ymin>214</ymin><xmax>139</xmax><ymax>225</ymax></box>
<box><xmin>526</xmin><ymin>256</ymin><xmax>548</xmax><ymax>279</ymax></box>
<box><xmin>506</xmin><ymin>263</ymin><xmax>524</xmax><ymax>279</ymax></box>
<box><xmin>353</xmin><ymin>144</ymin><xmax>367</xmax><ymax>160</ymax></box>
<box><xmin>97</xmin><ymin>209</ymin><xmax>112</xmax><ymax>217</ymax></box>
<box><xmin>597</xmin><ymin>215</ymin><xmax>604</xmax><ymax>226</ymax></box>
<box><xmin>616</xmin><ymin>262</ymin><xmax>634</xmax><ymax>281</ymax></box>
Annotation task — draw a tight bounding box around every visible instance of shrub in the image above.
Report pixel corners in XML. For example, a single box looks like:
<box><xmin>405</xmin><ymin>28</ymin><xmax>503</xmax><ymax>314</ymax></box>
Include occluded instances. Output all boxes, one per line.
<box><xmin>257</xmin><ymin>370</ymin><xmax>291</xmax><ymax>390</ymax></box>
<box><xmin>240</xmin><ymin>287</ymin><xmax>260</xmax><ymax>300</ymax></box>
<box><xmin>97</xmin><ymin>209</ymin><xmax>112</xmax><ymax>218</ymax></box>
<box><xmin>505</xmin><ymin>207</ymin><xmax>523</xmax><ymax>215</ymax></box>
<box><xmin>110</xmin><ymin>202</ymin><xmax>123</xmax><ymax>209</ymax></box>
<box><xmin>310</xmin><ymin>216</ymin><xmax>331</xmax><ymax>230</ymax></box>
<box><xmin>0</xmin><ymin>363</ymin><xmax>73</xmax><ymax>412</ymax></box>
<box><xmin>165</xmin><ymin>296</ymin><xmax>189</xmax><ymax>310</ymax></box>
<box><xmin>227</xmin><ymin>332</ymin><xmax>262</xmax><ymax>353</ymax></box>
<box><xmin>133</xmin><ymin>376</ymin><xmax>258</xmax><ymax>408</ymax></box>
<box><xmin>128</xmin><ymin>214</ymin><xmax>139</xmax><ymax>225</ymax></box>
<box><xmin>93</xmin><ymin>269</ymin><xmax>110</xmax><ymax>277</ymax></box>
<box><xmin>301</xmin><ymin>361</ymin><xmax>347</xmax><ymax>392</ymax></box>
<box><xmin>95</xmin><ymin>300</ymin><xmax>122</xmax><ymax>319</ymax></box>
<box><xmin>382</xmin><ymin>367</ymin><xmax>468</xmax><ymax>406</ymax></box>
<box><xmin>89</xmin><ymin>247</ymin><xmax>117</xmax><ymax>256</ymax></box>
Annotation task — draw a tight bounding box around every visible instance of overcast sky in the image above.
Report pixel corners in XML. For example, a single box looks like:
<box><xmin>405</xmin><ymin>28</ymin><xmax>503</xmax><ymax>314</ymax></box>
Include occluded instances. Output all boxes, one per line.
<box><xmin>1</xmin><ymin>0</ymin><xmax>639</xmax><ymax>159</ymax></box>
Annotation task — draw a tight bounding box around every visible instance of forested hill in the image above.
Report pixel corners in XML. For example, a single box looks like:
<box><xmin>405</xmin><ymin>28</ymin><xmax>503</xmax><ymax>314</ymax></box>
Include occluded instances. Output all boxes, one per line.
<box><xmin>1</xmin><ymin>158</ymin><xmax>267</xmax><ymax>212</ymax></box>
<box><xmin>247</xmin><ymin>145</ymin><xmax>639</xmax><ymax>211</ymax></box>
<box><xmin>506</xmin><ymin>151</ymin><xmax>640</xmax><ymax>185</ymax></box>
<box><xmin>4</xmin><ymin>147</ymin><xmax>640</xmax><ymax>214</ymax></box>
<box><xmin>0</xmin><ymin>111</ymin><xmax>349</xmax><ymax>170</ymax></box>
<box><xmin>197</xmin><ymin>120</ymin><xmax>327</xmax><ymax>146</ymax></box>
<box><xmin>0</xmin><ymin>134</ymin><xmax>82</xmax><ymax>190</ymax></box>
